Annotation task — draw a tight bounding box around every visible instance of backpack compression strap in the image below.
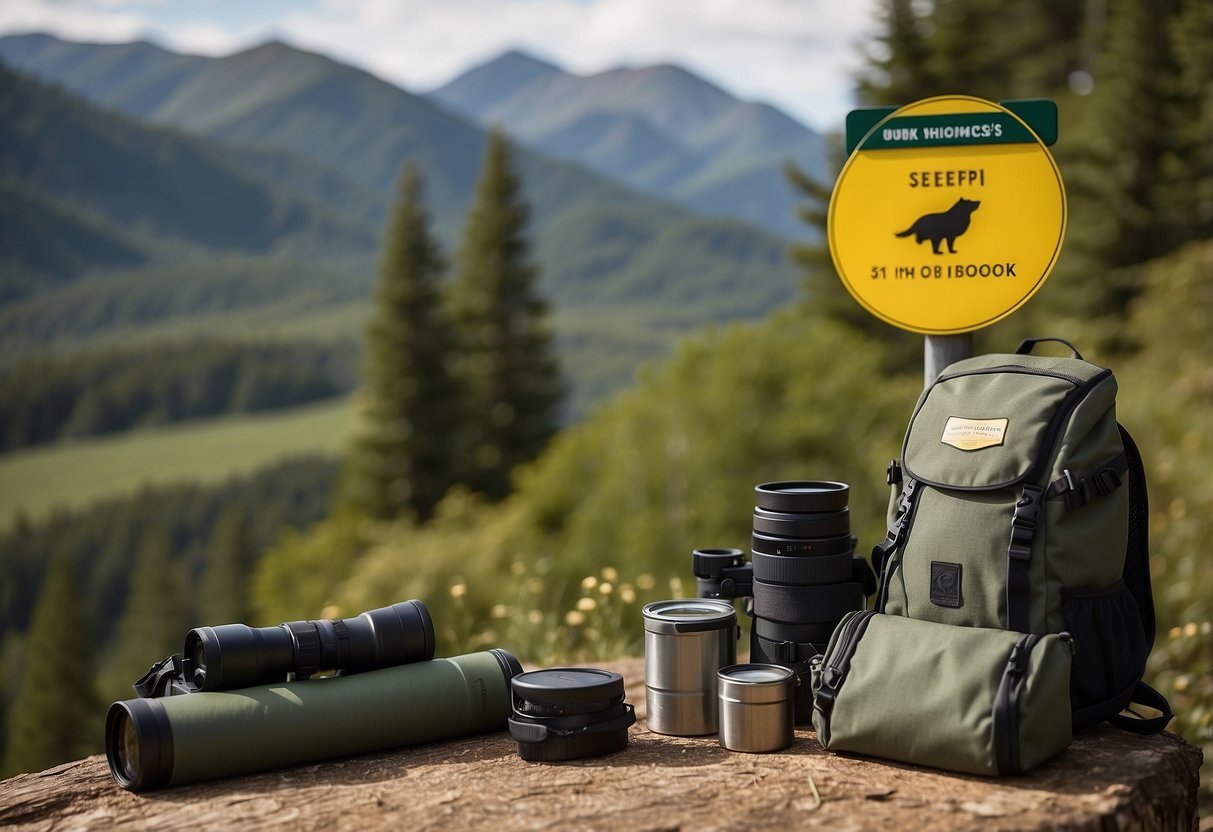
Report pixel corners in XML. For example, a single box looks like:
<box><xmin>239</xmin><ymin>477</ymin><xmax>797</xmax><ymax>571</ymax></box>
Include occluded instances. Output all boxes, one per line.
<box><xmin>1006</xmin><ymin>484</ymin><xmax>1043</xmax><ymax>633</ymax></box>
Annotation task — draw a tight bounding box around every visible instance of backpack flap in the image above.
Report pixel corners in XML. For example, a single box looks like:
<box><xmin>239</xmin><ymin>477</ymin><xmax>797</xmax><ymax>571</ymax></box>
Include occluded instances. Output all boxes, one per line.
<box><xmin>903</xmin><ymin>354</ymin><xmax>1112</xmax><ymax>491</ymax></box>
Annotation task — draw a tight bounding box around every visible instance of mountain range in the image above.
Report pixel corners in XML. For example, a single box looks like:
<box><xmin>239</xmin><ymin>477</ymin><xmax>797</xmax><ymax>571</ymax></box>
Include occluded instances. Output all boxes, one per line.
<box><xmin>430</xmin><ymin>50</ymin><xmax>826</xmax><ymax>239</ymax></box>
<box><xmin>0</xmin><ymin>33</ymin><xmax>819</xmax><ymax>414</ymax></box>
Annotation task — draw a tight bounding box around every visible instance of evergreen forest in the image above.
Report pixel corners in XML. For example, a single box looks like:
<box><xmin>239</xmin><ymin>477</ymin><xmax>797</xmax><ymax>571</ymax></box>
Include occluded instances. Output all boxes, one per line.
<box><xmin>0</xmin><ymin>0</ymin><xmax>1209</xmax><ymax>811</ymax></box>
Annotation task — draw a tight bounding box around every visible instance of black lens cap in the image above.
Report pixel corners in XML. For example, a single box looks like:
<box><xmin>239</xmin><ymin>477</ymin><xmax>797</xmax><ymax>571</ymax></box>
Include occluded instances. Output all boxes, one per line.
<box><xmin>510</xmin><ymin>668</ymin><xmax>635</xmax><ymax>762</ymax></box>
<box><xmin>755</xmin><ymin>481</ymin><xmax>849</xmax><ymax>513</ymax></box>
<box><xmin>512</xmin><ymin>668</ymin><xmax>624</xmax><ymax>708</ymax></box>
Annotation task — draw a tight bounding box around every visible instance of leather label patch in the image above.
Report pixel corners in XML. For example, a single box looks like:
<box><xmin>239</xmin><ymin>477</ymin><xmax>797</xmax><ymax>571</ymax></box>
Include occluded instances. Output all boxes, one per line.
<box><xmin>941</xmin><ymin>416</ymin><xmax>1008</xmax><ymax>451</ymax></box>
<box><xmin>930</xmin><ymin>561</ymin><xmax>962</xmax><ymax>608</ymax></box>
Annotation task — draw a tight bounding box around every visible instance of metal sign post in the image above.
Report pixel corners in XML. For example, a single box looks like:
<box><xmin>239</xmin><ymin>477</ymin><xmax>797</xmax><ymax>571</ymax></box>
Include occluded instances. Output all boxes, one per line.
<box><xmin>828</xmin><ymin>96</ymin><xmax>1065</xmax><ymax>387</ymax></box>
<box><xmin>924</xmin><ymin>333</ymin><xmax>974</xmax><ymax>388</ymax></box>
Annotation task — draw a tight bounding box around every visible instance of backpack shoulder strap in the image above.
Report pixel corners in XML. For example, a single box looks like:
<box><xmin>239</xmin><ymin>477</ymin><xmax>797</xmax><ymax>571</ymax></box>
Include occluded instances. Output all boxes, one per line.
<box><xmin>1118</xmin><ymin>424</ymin><xmax>1155</xmax><ymax>645</ymax></box>
<box><xmin>1112</xmin><ymin>424</ymin><xmax>1173</xmax><ymax>734</ymax></box>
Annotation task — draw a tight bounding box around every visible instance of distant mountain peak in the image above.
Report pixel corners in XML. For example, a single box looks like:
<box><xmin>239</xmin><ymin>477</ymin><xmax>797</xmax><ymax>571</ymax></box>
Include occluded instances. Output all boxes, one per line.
<box><xmin>429</xmin><ymin>46</ymin><xmax>564</xmax><ymax>119</ymax></box>
<box><xmin>493</xmin><ymin>48</ymin><xmax>563</xmax><ymax>74</ymax></box>
<box><xmin>451</xmin><ymin>47</ymin><xmax>564</xmax><ymax>87</ymax></box>
<box><xmin>235</xmin><ymin>38</ymin><xmax>314</xmax><ymax>59</ymax></box>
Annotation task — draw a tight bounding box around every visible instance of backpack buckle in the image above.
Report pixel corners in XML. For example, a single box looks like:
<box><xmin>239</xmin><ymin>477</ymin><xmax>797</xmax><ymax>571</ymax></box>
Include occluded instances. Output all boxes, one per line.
<box><xmin>886</xmin><ymin>459</ymin><xmax>902</xmax><ymax>485</ymax></box>
<box><xmin>1012</xmin><ymin>485</ymin><xmax>1042</xmax><ymax>526</ymax></box>
<box><xmin>1008</xmin><ymin>485</ymin><xmax>1043</xmax><ymax>561</ymax></box>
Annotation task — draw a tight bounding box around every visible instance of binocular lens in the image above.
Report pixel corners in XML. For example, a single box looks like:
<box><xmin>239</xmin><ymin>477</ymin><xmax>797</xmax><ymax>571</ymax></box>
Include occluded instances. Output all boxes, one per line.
<box><xmin>117</xmin><ymin>714</ymin><xmax>140</xmax><ymax>784</ymax></box>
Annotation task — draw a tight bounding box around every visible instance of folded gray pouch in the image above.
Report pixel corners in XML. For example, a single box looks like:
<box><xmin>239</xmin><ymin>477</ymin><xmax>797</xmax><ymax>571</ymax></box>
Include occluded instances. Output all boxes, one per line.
<box><xmin>811</xmin><ymin>611</ymin><xmax>1073</xmax><ymax>775</ymax></box>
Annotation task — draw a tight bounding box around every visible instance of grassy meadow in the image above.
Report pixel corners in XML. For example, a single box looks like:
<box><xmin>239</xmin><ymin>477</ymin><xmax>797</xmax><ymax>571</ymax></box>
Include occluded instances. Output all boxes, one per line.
<box><xmin>0</xmin><ymin>397</ymin><xmax>352</xmax><ymax>530</ymax></box>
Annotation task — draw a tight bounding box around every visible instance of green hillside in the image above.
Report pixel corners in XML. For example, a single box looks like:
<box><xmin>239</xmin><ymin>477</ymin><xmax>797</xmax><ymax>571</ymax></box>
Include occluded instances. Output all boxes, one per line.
<box><xmin>0</xmin><ymin>38</ymin><xmax>800</xmax><ymax>413</ymax></box>
<box><xmin>0</xmin><ymin>62</ymin><xmax>370</xmax><ymax>291</ymax></box>
<box><xmin>0</xmin><ymin>397</ymin><xmax>353</xmax><ymax>530</ymax></box>
<box><xmin>0</xmin><ymin>181</ymin><xmax>145</xmax><ymax>299</ymax></box>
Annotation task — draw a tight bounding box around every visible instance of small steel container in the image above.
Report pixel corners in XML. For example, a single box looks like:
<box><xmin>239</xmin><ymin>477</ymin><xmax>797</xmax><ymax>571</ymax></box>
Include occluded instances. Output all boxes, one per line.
<box><xmin>642</xmin><ymin>599</ymin><xmax>737</xmax><ymax>736</ymax></box>
<box><xmin>717</xmin><ymin>663</ymin><xmax>797</xmax><ymax>753</ymax></box>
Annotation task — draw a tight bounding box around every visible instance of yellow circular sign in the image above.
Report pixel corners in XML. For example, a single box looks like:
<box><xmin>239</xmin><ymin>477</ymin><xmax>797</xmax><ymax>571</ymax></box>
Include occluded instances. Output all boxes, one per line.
<box><xmin>828</xmin><ymin>96</ymin><xmax>1066</xmax><ymax>334</ymax></box>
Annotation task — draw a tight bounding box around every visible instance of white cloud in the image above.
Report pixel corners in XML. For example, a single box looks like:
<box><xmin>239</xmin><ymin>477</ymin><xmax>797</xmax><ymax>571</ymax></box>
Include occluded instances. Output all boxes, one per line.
<box><xmin>0</xmin><ymin>0</ymin><xmax>149</xmax><ymax>43</ymax></box>
<box><xmin>0</xmin><ymin>0</ymin><xmax>879</xmax><ymax>130</ymax></box>
<box><xmin>279</xmin><ymin>0</ymin><xmax>878</xmax><ymax>129</ymax></box>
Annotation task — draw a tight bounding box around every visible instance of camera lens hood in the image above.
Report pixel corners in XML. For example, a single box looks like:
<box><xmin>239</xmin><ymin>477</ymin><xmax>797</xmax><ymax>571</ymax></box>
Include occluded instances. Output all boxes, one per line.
<box><xmin>755</xmin><ymin>481</ymin><xmax>849</xmax><ymax>513</ymax></box>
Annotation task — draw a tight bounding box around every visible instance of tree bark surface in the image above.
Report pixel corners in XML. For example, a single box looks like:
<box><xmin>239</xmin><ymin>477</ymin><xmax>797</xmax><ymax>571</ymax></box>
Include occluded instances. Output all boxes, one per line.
<box><xmin>0</xmin><ymin>657</ymin><xmax>1202</xmax><ymax>831</ymax></box>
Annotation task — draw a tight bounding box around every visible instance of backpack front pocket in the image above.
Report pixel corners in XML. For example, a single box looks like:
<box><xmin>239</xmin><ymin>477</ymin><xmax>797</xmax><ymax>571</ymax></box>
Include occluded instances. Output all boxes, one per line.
<box><xmin>811</xmin><ymin>613</ymin><xmax>1072</xmax><ymax>775</ymax></box>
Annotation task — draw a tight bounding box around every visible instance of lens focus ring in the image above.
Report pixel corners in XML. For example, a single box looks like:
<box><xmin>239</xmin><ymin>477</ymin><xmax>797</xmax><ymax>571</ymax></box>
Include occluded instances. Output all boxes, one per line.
<box><xmin>284</xmin><ymin>621</ymin><xmax>322</xmax><ymax>677</ymax></box>
<box><xmin>751</xmin><ymin>580</ymin><xmax>867</xmax><ymax>624</ymax></box>
<box><xmin>752</xmin><ymin>507</ymin><xmax>850</xmax><ymax>538</ymax></box>
<box><xmin>751</xmin><ymin>551</ymin><xmax>854</xmax><ymax>585</ymax></box>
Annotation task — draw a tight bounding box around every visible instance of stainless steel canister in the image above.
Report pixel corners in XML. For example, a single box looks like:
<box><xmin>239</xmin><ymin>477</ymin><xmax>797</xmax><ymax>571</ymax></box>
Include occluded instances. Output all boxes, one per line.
<box><xmin>717</xmin><ymin>663</ymin><xmax>797</xmax><ymax>753</ymax></box>
<box><xmin>642</xmin><ymin>599</ymin><xmax>737</xmax><ymax>736</ymax></box>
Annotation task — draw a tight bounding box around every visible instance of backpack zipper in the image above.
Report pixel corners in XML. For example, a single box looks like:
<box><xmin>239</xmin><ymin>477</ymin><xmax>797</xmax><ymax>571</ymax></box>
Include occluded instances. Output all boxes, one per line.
<box><xmin>933</xmin><ymin>365</ymin><xmax>1089</xmax><ymax>387</ymax></box>
<box><xmin>812</xmin><ymin>610</ymin><xmax>876</xmax><ymax>742</ymax></box>
<box><xmin>993</xmin><ymin>633</ymin><xmax>1041</xmax><ymax>774</ymax></box>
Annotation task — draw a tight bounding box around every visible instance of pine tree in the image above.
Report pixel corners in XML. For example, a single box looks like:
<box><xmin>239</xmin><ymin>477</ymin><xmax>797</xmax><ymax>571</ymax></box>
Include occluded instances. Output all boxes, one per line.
<box><xmin>102</xmin><ymin>529</ymin><xmax>188</xmax><ymax>701</ymax></box>
<box><xmin>2</xmin><ymin>550</ymin><xmax>100</xmax><ymax>776</ymax></box>
<box><xmin>339</xmin><ymin>162</ymin><xmax>463</xmax><ymax>521</ymax></box>
<box><xmin>856</xmin><ymin>0</ymin><xmax>938</xmax><ymax>105</ymax></box>
<box><xmin>785</xmin><ymin>160</ymin><xmax>870</xmax><ymax>328</ymax></box>
<box><xmin>1159</xmin><ymin>0</ymin><xmax>1213</xmax><ymax>247</ymax></box>
<box><xmin>199</xmin><ymin>506</ymin><xmax>249</xmax><ymax>625</ymax></box>
<box><xmin>448</xmin><ymin>131</ymin><xmax>563</xmax><ymax>501</ymax></box>
<box><xmin>1055</xmin><ymin>0</ymin><xmax>1189</xmax><ymax>334</ymax></box>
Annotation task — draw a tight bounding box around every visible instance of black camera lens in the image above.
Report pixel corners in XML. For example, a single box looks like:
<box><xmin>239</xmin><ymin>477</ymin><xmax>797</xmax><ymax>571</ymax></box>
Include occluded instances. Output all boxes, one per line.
<box><xmin>691</xmin><ymin>480</ymin><xmax>876</xmax><ymax>723</ymax></box>
<box><xmin>180</xmin><ymin>600</ymin><xmax>436</xmax><ymax>692</ymax></box>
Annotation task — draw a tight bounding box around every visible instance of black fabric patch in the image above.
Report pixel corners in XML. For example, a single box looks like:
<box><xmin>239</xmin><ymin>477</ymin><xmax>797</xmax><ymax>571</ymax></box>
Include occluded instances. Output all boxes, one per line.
<box><xmin>930</xmin><ymin>561</ymin><xmax>962</xmax><ymax>607</ymax></box>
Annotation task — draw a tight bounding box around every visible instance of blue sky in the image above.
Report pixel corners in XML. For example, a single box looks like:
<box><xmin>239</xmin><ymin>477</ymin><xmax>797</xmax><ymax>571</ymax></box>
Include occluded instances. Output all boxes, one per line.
<box><xmin>0</xmin><ymin>0</ymin><xmax>878</xmax><ymax>130</ymax></box>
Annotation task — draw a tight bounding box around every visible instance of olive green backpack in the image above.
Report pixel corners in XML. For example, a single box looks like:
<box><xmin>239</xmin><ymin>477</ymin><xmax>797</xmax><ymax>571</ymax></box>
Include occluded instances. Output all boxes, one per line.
<box><xmin>870</xmin><ymin>338</ymin><xmax>1171</xmax><ymax>734</ymax></box>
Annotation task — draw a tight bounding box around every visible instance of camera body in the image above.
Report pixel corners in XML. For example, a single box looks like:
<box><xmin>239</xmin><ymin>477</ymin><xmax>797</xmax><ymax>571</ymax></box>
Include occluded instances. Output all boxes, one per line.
<box><xmin>693</xmin><ymin>481</ymin><xmax>876</xmax><ymax>721</ymax></box>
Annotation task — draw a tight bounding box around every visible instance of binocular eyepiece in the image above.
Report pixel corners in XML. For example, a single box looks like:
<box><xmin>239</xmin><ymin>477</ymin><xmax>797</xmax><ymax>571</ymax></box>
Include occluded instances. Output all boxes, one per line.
<box><xmin>135</xmin><ymin>600</ymin><xmax>436</xmax><ymax>696</ymax></box>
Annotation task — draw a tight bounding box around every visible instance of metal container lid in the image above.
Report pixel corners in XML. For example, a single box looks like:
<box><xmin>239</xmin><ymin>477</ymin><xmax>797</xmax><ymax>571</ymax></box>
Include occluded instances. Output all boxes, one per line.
<box><xmin>642</xmin><ymin>599</ymin><xmax>735</xmax><ymax>635</ymax></box>
<box><xmin>718</xmin><ymin>664</ymin><xmax>797</xmax><ymax>704</ymax></box>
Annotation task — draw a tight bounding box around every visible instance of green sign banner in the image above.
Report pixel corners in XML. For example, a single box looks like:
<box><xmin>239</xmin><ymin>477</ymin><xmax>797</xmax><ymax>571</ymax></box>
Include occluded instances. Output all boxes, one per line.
<box><xmin>856</xmin><ymin>112</ymin><xmax>1036</xmax><ymax>150</ymax></box>
<box><xmin>845</xmin><ymin>99</ymin><xmax>1058</xmax><ymax>154</ymax></box>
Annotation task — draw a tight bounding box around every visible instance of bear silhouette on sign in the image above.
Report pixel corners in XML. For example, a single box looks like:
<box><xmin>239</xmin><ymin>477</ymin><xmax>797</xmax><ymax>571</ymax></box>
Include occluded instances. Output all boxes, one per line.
<box><xmin>895</xmin><ymin>198</ymin><xmax>981</xmax><ymax>254</ymax></box>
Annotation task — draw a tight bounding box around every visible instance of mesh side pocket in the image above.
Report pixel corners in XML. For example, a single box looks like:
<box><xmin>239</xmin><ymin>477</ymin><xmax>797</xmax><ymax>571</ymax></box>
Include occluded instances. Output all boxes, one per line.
<box><xmin>1062</xmin><ymin>580</ymin><xmax>1148</xmax><ymax>729</ymax></box>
